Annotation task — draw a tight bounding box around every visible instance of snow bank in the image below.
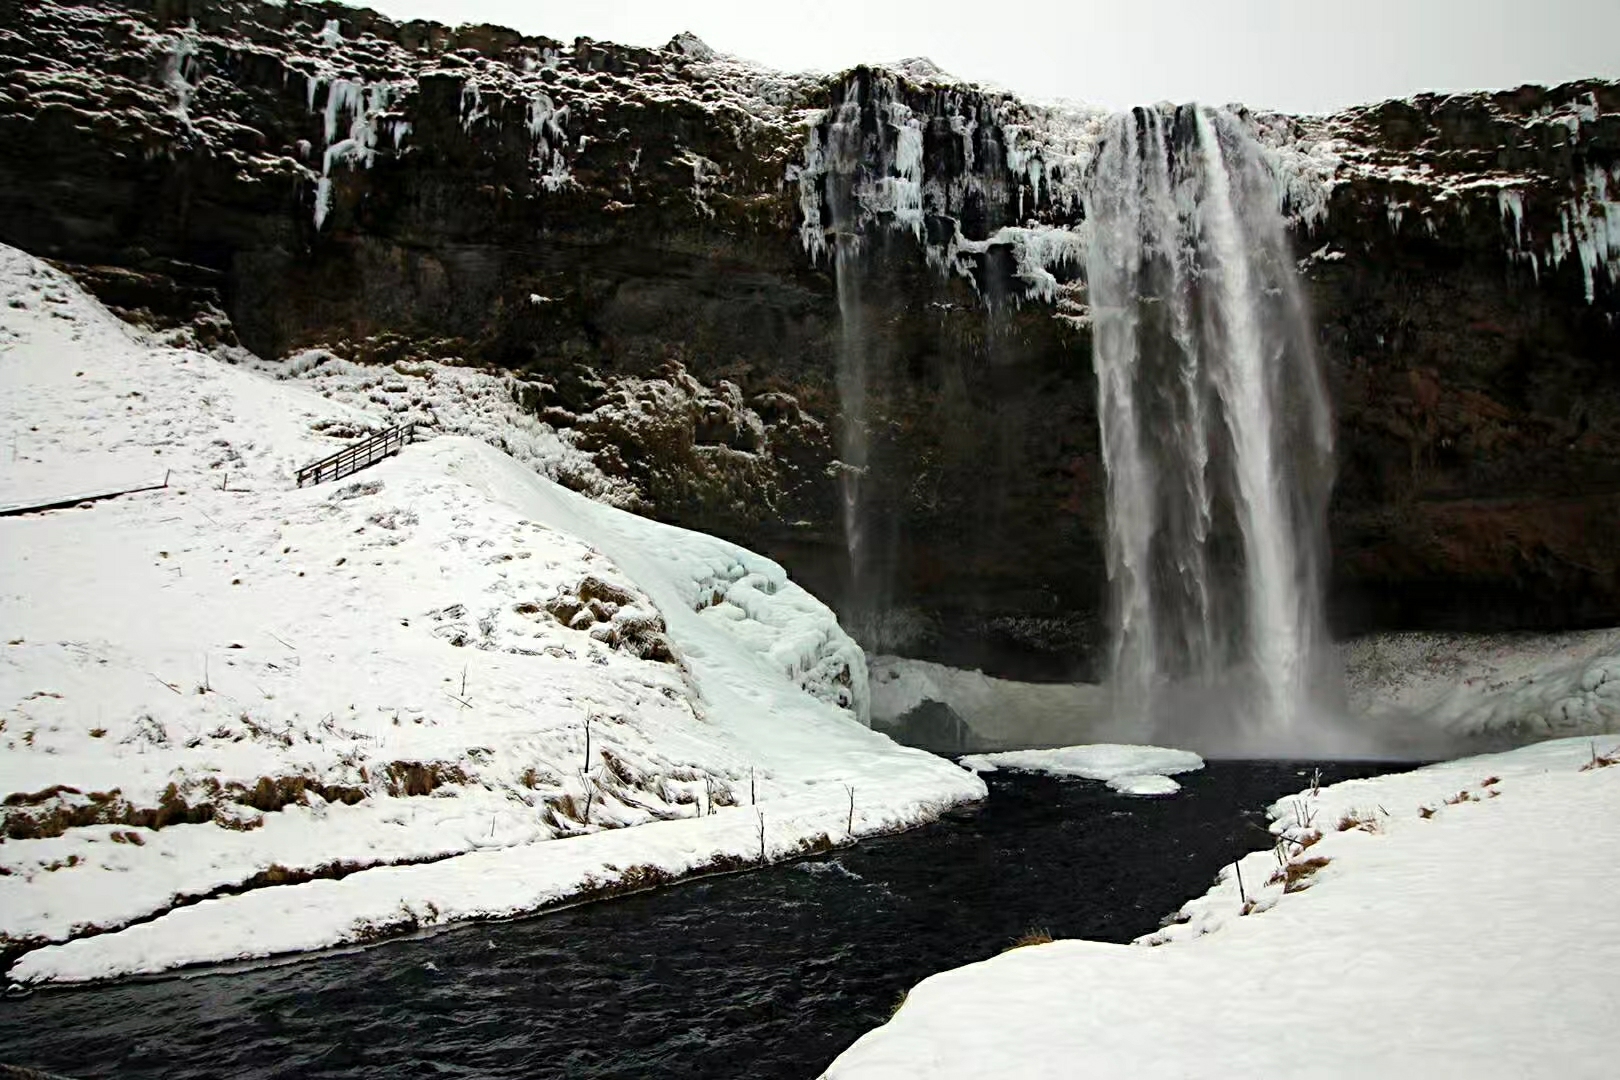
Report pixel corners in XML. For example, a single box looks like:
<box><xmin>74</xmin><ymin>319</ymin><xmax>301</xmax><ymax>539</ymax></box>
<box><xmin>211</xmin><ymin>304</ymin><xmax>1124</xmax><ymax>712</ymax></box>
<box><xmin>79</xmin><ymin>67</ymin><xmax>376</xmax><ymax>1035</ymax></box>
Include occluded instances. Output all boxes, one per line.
<box><xmin>868</xmin><ymin>655</ymin><xmax>1110</xmax><ymax>751</ymax></box>
<box><xmin>1343</xmin><ymin>628</ymin><xmax>1620</xmax><ymax>743</ymax></box>
<box><xmin>0</xmin><ymin>245</ymin><xmax>982</xmax><ymax>983</ymax></box>
<box><xmin>959</xmin><ymin>744</ymin><xmax>1204</xmax><ymax>786</ymax></box>
<box><xmin>826</xmin><ymin>736</ymin><xmax>1620</xmax><ymax>1078</ymax></box>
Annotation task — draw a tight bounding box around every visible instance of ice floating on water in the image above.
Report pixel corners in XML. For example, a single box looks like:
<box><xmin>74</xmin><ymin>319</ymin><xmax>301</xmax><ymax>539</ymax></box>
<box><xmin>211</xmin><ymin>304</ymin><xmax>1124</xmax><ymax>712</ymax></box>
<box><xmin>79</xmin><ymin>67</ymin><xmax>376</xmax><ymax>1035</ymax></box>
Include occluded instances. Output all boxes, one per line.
<box><xmin>959</xmin><ymin>744</ymin><xmax>1204</xmax><ymax>783</ymax></box>
<box><xmin>1106</xmin><ymin>774</ymin><xmax>1181</xmax><ymax>797</ymax></box>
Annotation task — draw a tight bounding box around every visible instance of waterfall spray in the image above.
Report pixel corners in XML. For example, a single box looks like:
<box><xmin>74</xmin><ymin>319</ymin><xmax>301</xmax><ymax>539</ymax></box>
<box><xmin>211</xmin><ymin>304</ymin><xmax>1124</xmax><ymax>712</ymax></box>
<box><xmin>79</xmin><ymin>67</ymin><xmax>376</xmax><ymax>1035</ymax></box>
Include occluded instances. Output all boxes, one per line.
<box><xmin>1084</xmin><ymin>104</ymin><xmax>1335</xmax><ymax>751</ymax></box>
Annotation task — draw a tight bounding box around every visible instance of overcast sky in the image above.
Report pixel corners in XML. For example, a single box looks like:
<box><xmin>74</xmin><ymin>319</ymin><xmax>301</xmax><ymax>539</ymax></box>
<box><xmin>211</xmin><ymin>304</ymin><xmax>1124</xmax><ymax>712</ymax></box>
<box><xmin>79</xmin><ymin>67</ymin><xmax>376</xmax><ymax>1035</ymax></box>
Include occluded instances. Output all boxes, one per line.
<box><xmin>359</xmin><ymin>0</ymin><xmax>1619</xmax><ymax>114</ymax></box>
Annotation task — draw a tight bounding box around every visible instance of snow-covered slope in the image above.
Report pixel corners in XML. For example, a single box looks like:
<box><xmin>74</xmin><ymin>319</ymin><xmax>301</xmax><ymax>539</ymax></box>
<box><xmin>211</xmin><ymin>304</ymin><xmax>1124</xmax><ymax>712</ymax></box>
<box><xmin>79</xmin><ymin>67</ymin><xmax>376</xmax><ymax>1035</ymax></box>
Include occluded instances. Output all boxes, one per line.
<box><xmin>0</xmin><ymin>245</ymin><xmax>983</xmax><ymax>983</ymax></box>
<box><xmin>826</xmin><ymin>735</ymin><xmax>1620</xmax><ymax>1078</ymax></box>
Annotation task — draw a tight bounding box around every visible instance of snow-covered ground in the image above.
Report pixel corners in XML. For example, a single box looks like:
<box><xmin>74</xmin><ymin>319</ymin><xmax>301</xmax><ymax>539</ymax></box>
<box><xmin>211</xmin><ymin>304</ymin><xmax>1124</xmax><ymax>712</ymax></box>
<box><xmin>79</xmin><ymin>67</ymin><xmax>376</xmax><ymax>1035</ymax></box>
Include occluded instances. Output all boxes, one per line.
<box><xmin>960</xmin><ymin>745</ymin><xmax>1204</xmax><ymax>796</ymax></box>
<box><xmin>826</xmin><ymin>734</ymin><xmax>1620</xmax><ymax>1078</ymax></box>
<box><xmin>0</xmin><ymin>246</ymin><xmax>983</xmax><ymax>984</ymax></box>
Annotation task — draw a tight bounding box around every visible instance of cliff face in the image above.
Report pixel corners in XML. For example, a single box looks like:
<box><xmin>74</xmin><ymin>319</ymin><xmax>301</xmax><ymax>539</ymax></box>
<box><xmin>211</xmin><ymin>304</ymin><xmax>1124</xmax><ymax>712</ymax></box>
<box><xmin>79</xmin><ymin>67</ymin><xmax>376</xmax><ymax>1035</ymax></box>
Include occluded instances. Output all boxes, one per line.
<box><xmin>1303</xmin><ymin>86</ymin><xmax>1620</xmax><ymax>636</ymax></box>
<box><xmin>3</xmin><ymin>0</ymin><xmax>1617</xmax><ymax>676</ymax></box>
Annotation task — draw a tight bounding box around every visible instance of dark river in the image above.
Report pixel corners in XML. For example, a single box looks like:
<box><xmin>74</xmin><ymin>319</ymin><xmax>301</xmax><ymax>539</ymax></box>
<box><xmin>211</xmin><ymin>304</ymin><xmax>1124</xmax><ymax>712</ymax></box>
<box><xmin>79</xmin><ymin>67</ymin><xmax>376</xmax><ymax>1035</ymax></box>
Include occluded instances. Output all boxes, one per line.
<box><xmin>0</xmin><ymin>762</ymin><xmax>1400</xmax><ymax>1079</ymax></box>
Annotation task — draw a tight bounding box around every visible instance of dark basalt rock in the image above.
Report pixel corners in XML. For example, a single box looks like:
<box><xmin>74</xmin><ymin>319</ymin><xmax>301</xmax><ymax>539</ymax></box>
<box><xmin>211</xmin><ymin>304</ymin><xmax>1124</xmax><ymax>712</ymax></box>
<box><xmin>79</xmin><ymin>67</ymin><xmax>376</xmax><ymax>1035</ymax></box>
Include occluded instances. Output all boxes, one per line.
<box><xmin>1</xmin><ymin>0</ymin><xmax>1616</xmax><ymax>678</ymax></box>
<box><xmin>1303</xmin><ymin>85</ymin><xmax>1620</xmax><ymax>636</ymax></box>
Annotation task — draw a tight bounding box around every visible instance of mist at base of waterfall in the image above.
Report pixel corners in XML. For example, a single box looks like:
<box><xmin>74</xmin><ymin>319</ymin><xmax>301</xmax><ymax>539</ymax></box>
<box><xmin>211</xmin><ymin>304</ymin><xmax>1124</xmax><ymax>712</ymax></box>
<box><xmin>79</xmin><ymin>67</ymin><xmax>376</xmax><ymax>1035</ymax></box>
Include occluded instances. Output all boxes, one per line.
<box><xmin>1099</xmin><ymin>661</ymin><xmax>1457</xmax><ymax>762</ymax></box>
<box><xmin>870</xmin><ymin>630</ymin><xmax>1620</xmax><ymax>762</ymax></box>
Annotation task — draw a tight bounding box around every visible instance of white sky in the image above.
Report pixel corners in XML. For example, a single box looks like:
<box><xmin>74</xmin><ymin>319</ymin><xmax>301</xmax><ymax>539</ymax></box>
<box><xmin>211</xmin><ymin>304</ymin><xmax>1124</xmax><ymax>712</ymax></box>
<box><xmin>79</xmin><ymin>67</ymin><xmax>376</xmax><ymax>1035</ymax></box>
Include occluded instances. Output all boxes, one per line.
<box><xmin>360</xmin><ymin>0</ymin><xmax>1620</xmax><ymax>114</ymax></box>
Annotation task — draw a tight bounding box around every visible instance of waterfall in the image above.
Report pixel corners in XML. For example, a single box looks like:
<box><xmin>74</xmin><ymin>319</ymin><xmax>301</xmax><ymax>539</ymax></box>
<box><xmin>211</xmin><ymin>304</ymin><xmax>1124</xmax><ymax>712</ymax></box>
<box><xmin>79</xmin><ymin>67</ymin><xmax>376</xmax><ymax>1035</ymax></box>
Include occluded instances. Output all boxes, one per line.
<box><xmin>1084</xmin><ymin>105</ymin><xmax>1334</xmax><ymax>749</ymax></box>
<box><xmin>822</xmin><ymin>88</ymin><xmax>878</xmax><ymax>627</ymax></box>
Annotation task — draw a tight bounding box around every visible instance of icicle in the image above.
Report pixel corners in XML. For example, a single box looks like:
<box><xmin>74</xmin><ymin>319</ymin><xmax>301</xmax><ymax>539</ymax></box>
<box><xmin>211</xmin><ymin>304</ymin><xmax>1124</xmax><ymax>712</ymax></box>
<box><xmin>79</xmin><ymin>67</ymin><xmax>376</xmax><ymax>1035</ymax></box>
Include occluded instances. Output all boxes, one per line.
<box><xmin>163</xmin><ymin>22</ymin><xmax>201</xmax><ymax>129</ymax></box>
<box><xmin>308</xmin><ymin>78</ymin><xmax>404</xmax><ymax>229</ymax></box>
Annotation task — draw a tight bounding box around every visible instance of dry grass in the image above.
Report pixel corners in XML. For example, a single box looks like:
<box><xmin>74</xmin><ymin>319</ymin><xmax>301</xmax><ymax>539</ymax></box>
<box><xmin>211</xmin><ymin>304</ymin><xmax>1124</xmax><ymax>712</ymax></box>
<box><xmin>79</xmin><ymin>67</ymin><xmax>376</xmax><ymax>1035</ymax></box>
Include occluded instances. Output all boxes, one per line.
<box><xmin>1580</xmin><ymin>742</ymin><xmax>1619</xmax><ymax>771</ymax></box>
<box><xmin>1336</xmin><ymin>809</ymin><xmax>1382</xmax><ymax>834</ymax></box>
<box><xmin>1004</xmin><ymin>928</ymin><xmax>1054</xmax><ymax>951</ymax></box>
<box><xmin>382</xmin><ymin>760</ymin><xmax>469</xmax><ymax>798</ymax></box>
<box><xmin>1268</xmin><ymin>855</ymin><xmax>1332</xmax><ymax>893</ymax></box>
<box><xmin>545</xmin><ymin>791</ymin><xmax>587</xmax><ymax>828</ymax></box>
<box><xmin>519</xmin><ymin>765</ymin><xmax>557</xmax><ymax>790</ymax></box>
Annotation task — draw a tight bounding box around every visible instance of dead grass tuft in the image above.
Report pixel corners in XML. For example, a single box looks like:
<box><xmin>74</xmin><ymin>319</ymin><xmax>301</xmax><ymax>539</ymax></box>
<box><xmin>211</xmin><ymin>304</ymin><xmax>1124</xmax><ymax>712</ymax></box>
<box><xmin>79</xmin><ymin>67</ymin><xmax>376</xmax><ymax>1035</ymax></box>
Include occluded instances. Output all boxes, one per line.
<box><xmin>544</xmin><ymin>791</ymin><xmax>587</xmax><ymax>829</ymax></box>
<box><xmin>1004</xmin><ymin>928</ymin><xmax>1054</xmax><ymax>951</ymax></box>
<box><xmin>1268</xmin><ymin>855</ymin><xmax>1332</xmax><ymax>893</ymax></box>
<box><xmin>1336</xmin><ymin>809</ymin><xmax>1382</xmax><ymax>834</ymax></box>
<box><xmin>1580</xmin><ymin>742</ymin><xmax>1619</xmax><ymax>771</ymax></box>
<box><xmin>519</xmin><ymin>766</ymin><xmax>557</xmax><ymax>790</ymax></box>
<box><xmin>1292</xmin><ymin>828</ymin><xmax>1324</xmax><ymax>851</ymax></box>
<box><xmin>382</xmin><ymin>760</ymin><xmax>469</xmax><ymax>798</ymax></box>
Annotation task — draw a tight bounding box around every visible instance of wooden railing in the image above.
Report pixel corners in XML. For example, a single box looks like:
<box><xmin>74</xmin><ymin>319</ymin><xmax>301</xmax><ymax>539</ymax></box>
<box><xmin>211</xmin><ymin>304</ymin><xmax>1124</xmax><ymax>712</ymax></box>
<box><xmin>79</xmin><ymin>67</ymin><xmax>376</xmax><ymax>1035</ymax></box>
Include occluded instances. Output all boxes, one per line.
<box><xmin>0</xmin><ymin>471</ymin><xmax>170</xmax><ymax>518</ymax></box>
<box><xmin>296</xmin><ymin>423</ymin><xmax>415</xmax><ymax>488</ymax></box>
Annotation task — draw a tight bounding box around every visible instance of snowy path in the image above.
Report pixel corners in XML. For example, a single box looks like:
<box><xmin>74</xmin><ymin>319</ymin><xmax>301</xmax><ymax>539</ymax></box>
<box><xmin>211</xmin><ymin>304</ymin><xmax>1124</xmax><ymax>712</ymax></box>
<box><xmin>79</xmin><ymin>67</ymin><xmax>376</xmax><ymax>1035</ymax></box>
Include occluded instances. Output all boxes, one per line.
<box><xmin>826</xmin><ymin>736</ymin><xmax>1620</xmax><ymax>1078</ymax></box>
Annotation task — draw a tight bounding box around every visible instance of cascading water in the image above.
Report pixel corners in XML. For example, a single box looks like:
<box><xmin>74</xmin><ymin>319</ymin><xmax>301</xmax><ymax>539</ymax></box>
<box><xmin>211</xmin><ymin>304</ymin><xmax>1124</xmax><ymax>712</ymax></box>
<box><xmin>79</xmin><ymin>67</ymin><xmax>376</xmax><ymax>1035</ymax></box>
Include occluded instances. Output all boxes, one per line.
<box><xmin>819</xmin><ymin>86</ymin><xmax>887</xmax><ymax>632</ymax></box>
<box><xmin>1084</xmin><ymin>104</ymin><xmax>1335</xmax><ymax>751</ymax></box>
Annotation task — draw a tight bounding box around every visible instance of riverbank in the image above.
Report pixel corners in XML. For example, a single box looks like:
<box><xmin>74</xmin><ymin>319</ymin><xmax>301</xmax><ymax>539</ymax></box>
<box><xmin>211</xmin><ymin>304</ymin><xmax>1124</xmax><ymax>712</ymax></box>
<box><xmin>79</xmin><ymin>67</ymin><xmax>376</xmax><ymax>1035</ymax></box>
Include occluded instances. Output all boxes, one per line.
<box><xmin>0</xmin><ymin>764</ymin><xmax>1397</xmax><ymax>1079</ymax></box>
<box><xmin>826</xmin><ymin>734</ymin><xmax>1620</xmax><ymax>1078</ymax></box>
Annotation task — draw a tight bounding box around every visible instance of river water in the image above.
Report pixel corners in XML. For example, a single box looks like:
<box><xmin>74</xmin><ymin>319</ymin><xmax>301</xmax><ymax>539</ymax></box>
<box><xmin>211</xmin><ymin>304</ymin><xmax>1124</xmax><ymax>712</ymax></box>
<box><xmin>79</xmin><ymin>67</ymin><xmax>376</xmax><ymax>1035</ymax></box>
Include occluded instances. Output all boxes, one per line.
<box><xmin>0</xmin><ymin>762</ymin><xmax>1400</xmax><ymax>1079</ymax></box>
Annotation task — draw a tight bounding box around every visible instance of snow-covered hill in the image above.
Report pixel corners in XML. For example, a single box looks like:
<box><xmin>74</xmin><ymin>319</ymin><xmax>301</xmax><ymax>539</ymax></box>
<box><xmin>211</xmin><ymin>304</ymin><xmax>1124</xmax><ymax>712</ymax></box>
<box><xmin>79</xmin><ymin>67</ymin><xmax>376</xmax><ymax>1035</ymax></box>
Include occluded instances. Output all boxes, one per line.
<box><xmin>0</xmin><ymin>245</ymin><xmax>984</xmax><ymax>984</ymax></box>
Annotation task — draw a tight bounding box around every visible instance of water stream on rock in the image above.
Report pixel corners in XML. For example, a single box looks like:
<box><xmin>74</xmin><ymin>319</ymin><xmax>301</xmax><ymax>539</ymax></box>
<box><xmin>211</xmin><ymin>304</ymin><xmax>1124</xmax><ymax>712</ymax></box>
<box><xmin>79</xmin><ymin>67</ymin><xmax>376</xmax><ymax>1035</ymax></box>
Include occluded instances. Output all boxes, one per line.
<box><xmin>1084</xmin><ymin>105</ymin><xmax>1337</xmax><ymax>753</ymax></box>
<box><xmin>823</xmin><ymin>89</ymin><xmax>876</xmax><ymax>634</ymax></box>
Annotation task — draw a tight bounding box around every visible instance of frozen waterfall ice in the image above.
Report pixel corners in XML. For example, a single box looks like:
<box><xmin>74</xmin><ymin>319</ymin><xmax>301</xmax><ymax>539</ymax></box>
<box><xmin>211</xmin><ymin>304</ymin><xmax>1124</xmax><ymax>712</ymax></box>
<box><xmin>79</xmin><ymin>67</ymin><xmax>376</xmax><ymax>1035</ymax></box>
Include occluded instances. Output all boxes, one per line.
<box><xmin>1084</xmin><ymin>104</ymin><xmax>1335</xmax><ymax>751</ymax></box>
